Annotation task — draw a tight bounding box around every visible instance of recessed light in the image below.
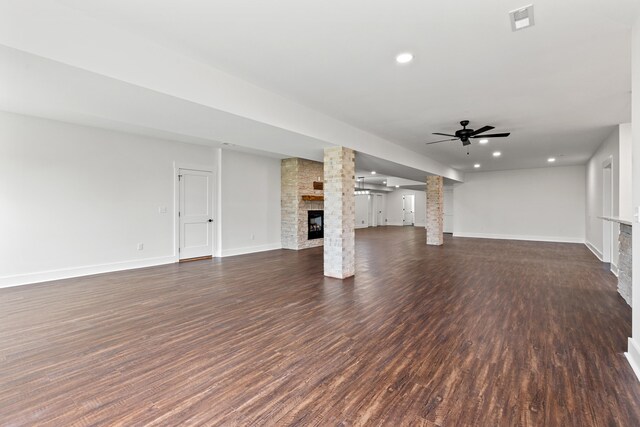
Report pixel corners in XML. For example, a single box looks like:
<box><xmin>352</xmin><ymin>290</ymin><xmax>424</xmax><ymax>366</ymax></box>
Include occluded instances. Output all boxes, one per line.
<box><xmin>395</xmin><ymin>52</ymin><xmax>414</xmax><ymax>64</ymax></box>
<box><xmin>371</xmin><ymin>171</ymin><xmax>377</xmax><ymax>175</ymax></box>
<box><xmin>383</xmin><ymin>181</ymin><xmax>387</xmax><ymax>184</ymax></box>
<box><xmin>479</xmin><ymin>139</ymin><xmax>489</xmax><ymax>144</ymax></box>
<box><xmin>474</xmin><ymin>164</ymin><xmax>481</xmax><ymax>168</ymax></box>
<box><xmin>548</xmin><ymin>157</ymin><xmax>556</xmax><ymax>163</ymax></box>
<box><xmin>493</xmin><ymin>151</ymin><xmax>501</xmax><ymax>157</ymax></box>
<box><xmin>395</xmin><ymin>185</ymin><xmax>400</xmax><ymax>188</ymax></box>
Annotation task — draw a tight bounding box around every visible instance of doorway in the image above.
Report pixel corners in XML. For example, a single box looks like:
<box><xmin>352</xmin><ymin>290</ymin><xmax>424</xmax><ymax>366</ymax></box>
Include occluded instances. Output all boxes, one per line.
<box><xmin>376</xmin><ymin>194</ymin><xmax>384</xmax><ymax>226</ymax></box>
<box><xmin>443</xmin><ymin>186</ymin><xmax>454</xmax><ymax>233</ymax></box>
<box><xmin>177</xmin><ymin>168</ymin><xmax>214</xmax><ymax>260</ymax></box>
<box><xmin>602</xmin><ymin>159</ymin><xmax>613</xmax><ymax>263</ymax></box>
<box><xmin>402</xmin><ymin>194</ymin><xmax>415</xmax><ymax>226</ymax></box>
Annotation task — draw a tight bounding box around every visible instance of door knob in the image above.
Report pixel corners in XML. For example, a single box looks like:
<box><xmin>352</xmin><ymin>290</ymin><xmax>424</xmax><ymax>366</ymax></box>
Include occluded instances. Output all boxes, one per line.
<box><xmin>208</xmin><ymin>219</ymin><xmax>213</xmax><ymax>222</ymax></box>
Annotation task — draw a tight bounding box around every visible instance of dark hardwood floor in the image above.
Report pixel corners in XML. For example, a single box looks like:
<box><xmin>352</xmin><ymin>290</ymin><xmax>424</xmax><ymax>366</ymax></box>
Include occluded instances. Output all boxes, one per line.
<box><xmin>1</xmin><ymin>227</ymin><xmax>639</xmax><ymax>426</ymax></box>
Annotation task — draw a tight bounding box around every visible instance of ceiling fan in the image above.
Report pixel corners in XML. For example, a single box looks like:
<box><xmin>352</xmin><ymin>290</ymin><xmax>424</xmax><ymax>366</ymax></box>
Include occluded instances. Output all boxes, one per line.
<box><xmin>426</xmin><ymin>120</ymin><xmax>510</xmax><ymax>147</ymax></box>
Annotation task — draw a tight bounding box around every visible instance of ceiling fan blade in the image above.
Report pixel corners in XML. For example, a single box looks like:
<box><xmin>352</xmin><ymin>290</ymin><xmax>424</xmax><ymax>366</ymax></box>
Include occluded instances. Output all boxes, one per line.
<box><xmin>425</xmin><ymin>138</ymin><xmax>458</xmax><ymax>145</ymax></box>
<box><xmin>471</xmin><ymin>132</ymin><xmax>510</xmax><ymax>138</ymax></box>
<box><xmin>470</xmin><ymin>125</ymin><xmax>495</xmax><ymax>136</ymax></box>
<box><xmin>432</xmin><ymin>132</ymin><xmax>457</xmax><ymax>137</ymax></box>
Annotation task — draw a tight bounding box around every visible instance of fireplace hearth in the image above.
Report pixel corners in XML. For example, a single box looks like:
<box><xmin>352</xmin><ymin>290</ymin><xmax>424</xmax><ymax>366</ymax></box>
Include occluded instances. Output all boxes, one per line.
<box><xmin>308</xmin><ymin>210</ymin><xmax>324</xmax><ymax>240</ymax></box>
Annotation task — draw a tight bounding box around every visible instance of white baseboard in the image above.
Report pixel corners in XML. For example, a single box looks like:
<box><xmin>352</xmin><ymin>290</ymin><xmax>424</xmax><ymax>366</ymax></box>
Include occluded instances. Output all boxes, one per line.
<box><xmin>385</xmin><ymin>222</ymin><xmax>426</xmax><ymax>227</ymax></box>
<box><xmin>0</xmin><ymin>255</ymin><xmax>176</xmax><ymax>289</ymax></box>
<box><xmin>611</xmin><ymin>262</ymin><xmax>619</xmax><ymax>277</ymax></box>
<box><xmin>220</xmin><ymin>243</ymin><xmax>282</xmax><ymax>257</ymax></box>
<box><xmin>453</xmin><ymin>232</ymin><xmax>585</xmax><ymax>244</ymax></box>
<box><xmin>626</xmin><ymin>338</ymin><xmax>640</xmax><ymax>382</ymax></box>
<box><xmin>585</xmin><ymin>241</ymin><xmax>604</xmax><ymax>261</ymax></box>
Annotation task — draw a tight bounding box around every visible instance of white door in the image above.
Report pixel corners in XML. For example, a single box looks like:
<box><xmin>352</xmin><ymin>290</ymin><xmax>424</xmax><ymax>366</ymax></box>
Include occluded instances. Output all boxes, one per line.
<box><xmin>402</xmin><ymin>195</ymin><xmax>415</xmax><ymax>225</ymax></box>
<box><xmin>376</xmin><ymin>195</ymin><xmax>384</xmax><ymax>226</ymax></box>
<box><xmin>443</xmin><ymin>187</ymin><xmax>454</xmax><ymax>233</ymax></box>
<box><xmin>179</xmin><ymin>169</ymin><xmax>213</xmax><ymax>260</ymax></box>
<box><xmin>369</xmin><ymin>195</ymin><xmax>375</xmax><ymax>227</ymax></box>
<box><xmin>602</xmin><ymin>162</ymin><xmax>613</xmax><ymax>262</ymax></box>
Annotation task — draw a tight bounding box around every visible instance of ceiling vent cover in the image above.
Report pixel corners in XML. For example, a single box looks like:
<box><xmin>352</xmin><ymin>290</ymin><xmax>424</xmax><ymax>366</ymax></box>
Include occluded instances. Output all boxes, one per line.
<box><xmin>509</xmin><ymin>4</ymin><xmax>535</xmax><ymax>31</ymax></box>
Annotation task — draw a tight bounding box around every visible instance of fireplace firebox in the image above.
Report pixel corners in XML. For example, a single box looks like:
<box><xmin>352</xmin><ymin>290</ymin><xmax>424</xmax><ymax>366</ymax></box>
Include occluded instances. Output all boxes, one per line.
<box><xmin>308</xmin><ymin>210</ymin><xmax>324</xmax><ymax>240</ymax></box>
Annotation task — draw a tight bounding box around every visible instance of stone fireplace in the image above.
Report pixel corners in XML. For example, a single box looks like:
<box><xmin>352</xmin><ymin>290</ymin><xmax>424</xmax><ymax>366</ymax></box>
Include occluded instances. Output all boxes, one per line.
<box><xmin>281</xmin><ymin>158</ymin><xmax>324</xmax><ymax>250</ymax></box>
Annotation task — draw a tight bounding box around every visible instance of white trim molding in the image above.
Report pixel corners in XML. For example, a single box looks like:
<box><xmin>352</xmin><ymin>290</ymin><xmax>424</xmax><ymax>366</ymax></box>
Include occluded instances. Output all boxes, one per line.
<box><xmin>626</xmin><ymin>338</ymin><xmax>640</xmax><ymax>382</ymax></box>
<box><xmin>220</xmin><ymin>243</ymin><xmax>282</xmax><ymax>258</ymax></box>
<box><xmin>585</xmin><ymin>241</ymin><xmax>604</xmax><ymax>261</ymax></box>
<box><xmin>0</xmin><ymin>256</ymin><xmax>176</xmax><ymax>289</ymax></box>
<box><xmin>173</xmin><ymin>161</ymin><xmax>216</xmax><ymax>262</ymax></box>
<box><xmin>611</xmin><ymin>262</ymin><xmax>619</xmax><ymax>277</ymax></box>
<box><xmin>453</xmin><ymin>232</ymin><xmax>585</xmax><ymax>244</ymax></box>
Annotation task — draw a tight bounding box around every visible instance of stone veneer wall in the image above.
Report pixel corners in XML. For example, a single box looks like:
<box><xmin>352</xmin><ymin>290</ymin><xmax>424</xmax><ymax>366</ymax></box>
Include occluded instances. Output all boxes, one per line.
<box><xmin>323</xmin><ymin>147</ymin><xmax>355</xmax><ymax>279</ymax></box>
<box><xmin>426</xmin><ymin>176</ymin><xmax>444</xmax><ymax>245</ymax></box>
<box><xmin>618</xmin><ymin>223</ymin><xmax>632</xmax><ymax>306</ymax></box>
<box><xmin>281</xmin><ymin>158</ymin><xmax>324</xmax><ymax>250</ymax></box>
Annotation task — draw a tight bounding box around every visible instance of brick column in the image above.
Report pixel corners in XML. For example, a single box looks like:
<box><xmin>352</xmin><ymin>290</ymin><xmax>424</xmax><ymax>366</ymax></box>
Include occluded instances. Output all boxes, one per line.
<box><xmin>426</xmin><ymin>176</ymin><xmax>444</xmax><ymax>245</ymax></box>
<box><xmin>323</xmin><ymin>147</ymin><xmax>355</xmax><ymax>279</ymax></box>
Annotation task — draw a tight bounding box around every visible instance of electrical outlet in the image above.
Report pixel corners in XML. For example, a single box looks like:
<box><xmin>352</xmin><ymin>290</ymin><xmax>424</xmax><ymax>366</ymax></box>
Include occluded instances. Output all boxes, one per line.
<box><xmin>251</xmin><ymin>234</ymin><xmax>255</xmax><ymax>240</ymax></box>
<box><xmin>137</xmin><ymin>243</ymin><xmax>144</xmax><ymax>251</ymax></box>
<box><xmin>158</xmin><ymin>207</ymin><xmax>167</xmax><ymax>214</ymax></box>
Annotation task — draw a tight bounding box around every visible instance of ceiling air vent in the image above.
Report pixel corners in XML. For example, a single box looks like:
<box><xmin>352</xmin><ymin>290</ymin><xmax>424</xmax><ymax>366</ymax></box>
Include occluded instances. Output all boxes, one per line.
<box><xmin>509</xmin><ymin>4</ymin><xmax>535</xmax><ymax>31</ymax></box>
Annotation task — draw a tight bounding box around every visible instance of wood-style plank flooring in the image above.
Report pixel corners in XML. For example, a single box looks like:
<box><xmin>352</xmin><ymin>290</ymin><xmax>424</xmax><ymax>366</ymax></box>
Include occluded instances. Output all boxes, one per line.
<box><xmin>1</xmin><ymin>227</ymin><xmax>639</xmax><ymax>426</ymax></box>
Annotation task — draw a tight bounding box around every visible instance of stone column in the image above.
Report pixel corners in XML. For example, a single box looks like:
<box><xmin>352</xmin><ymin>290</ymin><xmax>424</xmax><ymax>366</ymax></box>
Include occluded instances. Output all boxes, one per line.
<box><xmin>426</xmin><ymin>176</ymin><xmax>444</xmax><ymax>246</ymax></box>
<box><xmin>281</xmin><ymin>158</ymin><xmax>299</xmax><ymax>250</ymax></box>
<box><xmin>323</xmin><ymin>147</ymin><xmax>355</xmax><ymax>279</ymax></box>
<box><xmin>619</xmin><ymin>224</ymin><xmax>632</xmax><ymax>307</ymax></box>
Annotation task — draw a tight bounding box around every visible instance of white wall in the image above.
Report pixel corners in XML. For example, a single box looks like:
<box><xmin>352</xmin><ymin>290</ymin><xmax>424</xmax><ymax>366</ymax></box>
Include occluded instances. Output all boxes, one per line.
<box><xmin>385</xmin><ymin>189</ymin><xmax>426</xmax><ymax>227</ymax></box>
<box><xmin>355</xmin><ymin>193</ymin><xmax>388</xmax><ymax>228</ymax></box>
<box><xmin>453</xmin><ymin>166</ymin><xmax>586</xmax><ymax>243</ymax></box>
<box><xmin>373</xmin><ymin>194</ymin><xmax>387</xmax><ymax>227</ymax></box>
<box><xmin>443</xmin><ymin>185</ymin><xmax>454</xmax><ymax>233</ymax></box>
<box><xmin>0</xmin><ymin>111</ymin><xmax>216</xmax><ymax>287</ymax></box>
<box><xmin>620</xmin><ymin>122</ymin><xmax>633</xmax><ymax>221</ymax></box>
<box><xmin>585</xmin><ymin>127</ymin><xmax>620</xmax><ymax>264</ymax></box>
<box><xmin>355</xmin><ymin>195</ymin><xmax>370</xmax><ymax>228</ymax></box>
<box><xmin>0</xmin><ymin>112</ymin><xmax>284</xmax><ymax>287</ymax></box>
<box><xmin>219</xmin><ymin>150</ymin><xmax>282</xmax><ymax>256</ymax></box>
<box><xmin>627</xmin><ymin>11</ymin><xmax>640</xmax><ymax>376</ymax></box>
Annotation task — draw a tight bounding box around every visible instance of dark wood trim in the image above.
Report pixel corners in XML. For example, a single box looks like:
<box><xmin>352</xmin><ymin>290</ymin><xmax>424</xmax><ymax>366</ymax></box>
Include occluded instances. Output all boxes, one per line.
<box><xmin>301</xmin><ymin>195</ymin><xmax>324</xmax><ymax>201</ymax></box>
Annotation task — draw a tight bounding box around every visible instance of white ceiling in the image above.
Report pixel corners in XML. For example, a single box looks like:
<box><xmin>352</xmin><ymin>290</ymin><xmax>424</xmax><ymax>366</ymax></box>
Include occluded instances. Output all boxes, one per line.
<box><xmin>0</xmin><ymin>0</ymin><xmax>637</xmax><ymax>180</ymax></box>
<box><xmin>51</xmin><ymin>0</ymin><xmax>637</xmax><ymax>172</ymax></box>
